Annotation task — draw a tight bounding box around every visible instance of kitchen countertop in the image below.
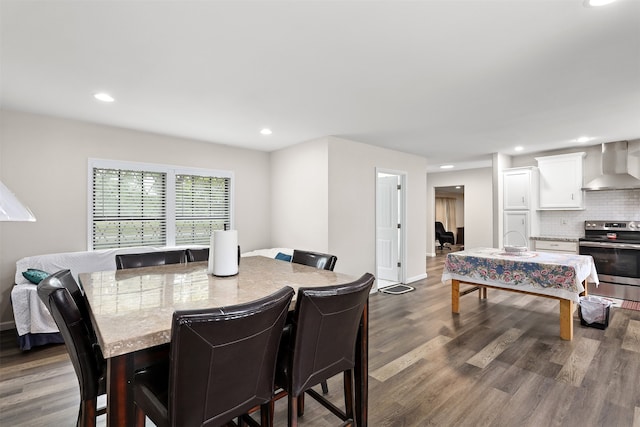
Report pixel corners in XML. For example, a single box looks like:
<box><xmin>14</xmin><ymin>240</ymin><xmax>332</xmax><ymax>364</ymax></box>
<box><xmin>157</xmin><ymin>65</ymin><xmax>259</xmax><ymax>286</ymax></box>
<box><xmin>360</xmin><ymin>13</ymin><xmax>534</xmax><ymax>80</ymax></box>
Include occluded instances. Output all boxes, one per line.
<box><xmin>530</xmin><ymin>236</ymin><xmax>580</xmax><ymax>242</ymax></box>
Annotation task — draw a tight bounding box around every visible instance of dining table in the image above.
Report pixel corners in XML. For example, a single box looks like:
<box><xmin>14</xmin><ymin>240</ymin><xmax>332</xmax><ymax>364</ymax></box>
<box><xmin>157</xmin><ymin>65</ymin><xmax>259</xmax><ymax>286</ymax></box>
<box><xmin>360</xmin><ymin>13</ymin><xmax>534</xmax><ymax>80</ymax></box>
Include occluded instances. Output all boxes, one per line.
<box><xmin>442</xmin><ymin>247</ymin><xmax>599</xmax><ymax>340</ymax></box>
<box><xmin>79</xmin><ymin>255</ymin><xmax>370</xmax><ymax>426</ymax></box>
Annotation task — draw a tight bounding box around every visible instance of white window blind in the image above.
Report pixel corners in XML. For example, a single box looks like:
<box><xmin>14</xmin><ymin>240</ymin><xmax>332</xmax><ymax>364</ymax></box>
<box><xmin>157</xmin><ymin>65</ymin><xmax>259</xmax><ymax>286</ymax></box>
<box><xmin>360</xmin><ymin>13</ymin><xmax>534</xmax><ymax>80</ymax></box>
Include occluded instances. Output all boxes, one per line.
<box><xmin>175</xmin><ymin>174</ymin><xmax>231</xmax><ymax>245</ymax></box>
<box><xmin>92</xmin><ymin>168</ymin><xmax>167</xmax><ymax>249</ymax></box>
<box><xmin>90</xmin><ymin>160</ymin><xmax>233</xmax><ymax>250</ymax></box>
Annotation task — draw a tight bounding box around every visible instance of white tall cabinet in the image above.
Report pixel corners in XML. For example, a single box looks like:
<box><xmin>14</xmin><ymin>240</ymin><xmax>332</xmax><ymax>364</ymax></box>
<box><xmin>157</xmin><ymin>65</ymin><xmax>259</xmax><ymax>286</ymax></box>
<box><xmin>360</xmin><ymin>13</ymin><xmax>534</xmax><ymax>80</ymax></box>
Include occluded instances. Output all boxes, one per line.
<box><xmin>503</xmin><ymin>167</ymin><xmax>538</xmax><ymax>248</ymax></box>
<box><xmin>536</xmin><ymin>152</ymin><xmax>586</xmax><ymax>210</ymax></box>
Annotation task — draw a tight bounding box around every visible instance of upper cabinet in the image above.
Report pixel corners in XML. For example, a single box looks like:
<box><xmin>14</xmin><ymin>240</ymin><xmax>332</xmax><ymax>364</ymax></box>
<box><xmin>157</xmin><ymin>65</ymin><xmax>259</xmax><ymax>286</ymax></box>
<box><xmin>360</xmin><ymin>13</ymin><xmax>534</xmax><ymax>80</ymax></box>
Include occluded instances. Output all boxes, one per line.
<box><xmin>536</xmin><ymin>152</ymin><xmax>586</xmax><ymax>210</ymax></box>
<box><xmin>504</xmin><ymin>167</ymin><xmax>538</xmax><ymax>210</ymax></box>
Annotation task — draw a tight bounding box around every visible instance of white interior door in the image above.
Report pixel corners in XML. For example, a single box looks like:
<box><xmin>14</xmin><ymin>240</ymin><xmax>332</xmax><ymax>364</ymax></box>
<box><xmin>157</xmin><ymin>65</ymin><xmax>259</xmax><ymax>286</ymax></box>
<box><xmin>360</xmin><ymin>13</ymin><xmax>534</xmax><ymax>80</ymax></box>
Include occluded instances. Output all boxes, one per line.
<box><xmin>376</xmin><ymin>174</ymin><xmax>399</xmax><ymax>282</ymax></box>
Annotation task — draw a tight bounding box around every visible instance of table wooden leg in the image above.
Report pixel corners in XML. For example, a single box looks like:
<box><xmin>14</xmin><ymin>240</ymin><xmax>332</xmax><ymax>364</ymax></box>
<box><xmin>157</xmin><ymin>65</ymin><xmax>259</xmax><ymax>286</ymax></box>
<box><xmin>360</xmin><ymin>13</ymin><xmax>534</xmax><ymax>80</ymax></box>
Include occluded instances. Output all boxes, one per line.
<box><xmin>559</xmin><ymin>299</ymin><xmax>574</xmax><ymax>341</ymax></box>
<box><xmin>106</xmin><ymin>354</ymin><xmax>135</xmax><ymax>427</ymax></box>
<box><xmin>452</xmin><ymin>280</ymin><xmax>460</xmax><ymax>313</ymax></box>
<box><xmin>354</xmin><ymin>301</ymin><xmax>368</xmax><ymax>426</ymax></box>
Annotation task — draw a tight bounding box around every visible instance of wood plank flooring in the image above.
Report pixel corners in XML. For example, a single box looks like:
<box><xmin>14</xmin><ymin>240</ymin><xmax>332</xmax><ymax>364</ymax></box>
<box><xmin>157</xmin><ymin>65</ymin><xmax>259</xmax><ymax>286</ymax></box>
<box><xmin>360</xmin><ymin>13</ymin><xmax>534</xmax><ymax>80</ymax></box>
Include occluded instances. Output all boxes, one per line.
<box><xmin>1</xmin><ymin>252</ymin><xmax>640</xmax><ymax>426</ymax></box>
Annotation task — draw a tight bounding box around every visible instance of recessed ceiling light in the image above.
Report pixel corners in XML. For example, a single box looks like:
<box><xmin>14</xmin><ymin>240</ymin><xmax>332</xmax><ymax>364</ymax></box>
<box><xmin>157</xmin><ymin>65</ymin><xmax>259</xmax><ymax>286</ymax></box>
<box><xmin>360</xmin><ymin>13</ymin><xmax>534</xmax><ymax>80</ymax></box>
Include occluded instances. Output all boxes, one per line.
<box><xmin>260</xmin><ymin>128</ymin><xmax>272</xmax><ymax>135</ymax></box>
<box><xmin>514</xmin><ymin>146</ymin><xmax>524</xmax><ymax>152</ymax></box>
<box><xmin>576</xmin><ymin>136</ymin><xmax>592</xmax><ymax>143</ymax></box>
<box><xmin>440</xmin><ymin>165</ymin><xmax>454</xmax><ymax>169</ymax></box>
<box><xmin>455</xmin><ymin>186</ymin><xmax>461</xmax><ymax>189</ymax></box>
<box><xmin>584</xmin><ymin>0</ymin><xmax>616</xmax><ymax>6</ymax></box>
<box><xmin>94</xmin><ymin>92</ymin><xmax>115</xmax><ymax>103</ymax></box>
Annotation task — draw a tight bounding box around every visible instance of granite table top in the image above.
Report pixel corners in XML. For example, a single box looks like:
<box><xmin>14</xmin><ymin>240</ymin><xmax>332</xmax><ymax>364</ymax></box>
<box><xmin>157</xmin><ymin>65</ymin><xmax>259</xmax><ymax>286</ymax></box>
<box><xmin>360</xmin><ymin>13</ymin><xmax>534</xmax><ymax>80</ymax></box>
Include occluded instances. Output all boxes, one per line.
<box><xmin>79</xmin><ymin>256</ymin><xmax>356</xmax><ymax>358</ymax></box>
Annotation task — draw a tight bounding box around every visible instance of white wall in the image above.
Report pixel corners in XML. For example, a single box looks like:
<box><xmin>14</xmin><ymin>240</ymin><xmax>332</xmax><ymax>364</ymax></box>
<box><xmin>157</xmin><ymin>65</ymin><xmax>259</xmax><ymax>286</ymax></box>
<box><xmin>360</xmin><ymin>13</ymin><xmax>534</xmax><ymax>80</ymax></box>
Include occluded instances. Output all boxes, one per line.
<box><xmin>270</xmin><ymin>138</ymin><xmax>329</xmax><ymax>251</ymax></box>
<box><xmin>0</xmin><ymin>109</ymin><xmax>272</xmax><ymax>328</ymax></box>
<box><xmin>270</xmin><ymin>136</ymin><xmax>428</xmax><ymax>284</ymax></box>
<box><xmin>427</xmin><ymin>168</ymin><xmax>493</xmax><ymax>256</ymax></box>
<box><xmin>327</xmin><ymin>137</ymin><xmax>428</xmax><ymax>284</ymax></box>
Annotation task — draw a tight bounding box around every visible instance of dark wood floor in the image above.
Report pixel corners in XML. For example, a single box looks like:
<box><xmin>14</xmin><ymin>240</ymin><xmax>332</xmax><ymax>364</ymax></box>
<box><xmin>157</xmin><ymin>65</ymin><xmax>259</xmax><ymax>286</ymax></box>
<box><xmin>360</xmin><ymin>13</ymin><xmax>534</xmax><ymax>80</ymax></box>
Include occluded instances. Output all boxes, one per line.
<box><xmin>1</xmin><ymin>252</ymin><xmax>639</xmax><ymax>426</ymax></box>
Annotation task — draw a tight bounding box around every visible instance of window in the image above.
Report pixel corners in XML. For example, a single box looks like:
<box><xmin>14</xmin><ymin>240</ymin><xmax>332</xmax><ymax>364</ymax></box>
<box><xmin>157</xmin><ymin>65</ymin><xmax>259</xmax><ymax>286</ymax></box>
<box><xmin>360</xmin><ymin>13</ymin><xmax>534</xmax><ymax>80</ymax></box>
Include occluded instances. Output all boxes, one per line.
<box><xmin>89</xmin><ymin>159</ymin><xmax>233</xmax><ymax>250</ymax></box>
<box><xmin>175</xmin><ymin>174</ymin><xmax>231</xmax><ymax>246</ymax></box>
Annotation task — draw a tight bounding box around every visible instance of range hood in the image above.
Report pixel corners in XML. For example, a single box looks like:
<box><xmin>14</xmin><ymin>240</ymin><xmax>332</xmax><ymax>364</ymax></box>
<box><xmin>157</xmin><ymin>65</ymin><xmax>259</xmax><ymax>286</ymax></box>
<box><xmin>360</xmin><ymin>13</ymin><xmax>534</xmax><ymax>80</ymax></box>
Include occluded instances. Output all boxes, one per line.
<box><xmin>583</xmin><ymin>140</ymin><xmax>640</xmax><ymax>191</ymax></box>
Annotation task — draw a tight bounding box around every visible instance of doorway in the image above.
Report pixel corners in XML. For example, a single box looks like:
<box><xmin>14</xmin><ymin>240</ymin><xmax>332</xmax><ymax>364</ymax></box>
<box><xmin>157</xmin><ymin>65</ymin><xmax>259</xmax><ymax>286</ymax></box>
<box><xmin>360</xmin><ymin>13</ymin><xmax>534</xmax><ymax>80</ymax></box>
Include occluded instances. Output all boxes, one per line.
<box><xmin>375</xmin><ymin>169</ymin><xmax>406</xmax><ymax>288</ymax></box>
<box><xmin>434</xmin><ymin>185</ymin><xmax>465</xmax><ymax>252</ymax></box>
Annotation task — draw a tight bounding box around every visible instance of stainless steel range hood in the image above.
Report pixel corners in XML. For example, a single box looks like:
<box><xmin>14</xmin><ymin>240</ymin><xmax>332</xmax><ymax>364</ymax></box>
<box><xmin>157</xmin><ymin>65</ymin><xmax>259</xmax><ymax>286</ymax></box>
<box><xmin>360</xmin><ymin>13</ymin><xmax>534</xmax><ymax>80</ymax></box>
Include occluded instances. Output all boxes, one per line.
<box><xmin>583</xmin><ymin>140</ymin><xmax>640</xmax><ymax>190</ymax></box>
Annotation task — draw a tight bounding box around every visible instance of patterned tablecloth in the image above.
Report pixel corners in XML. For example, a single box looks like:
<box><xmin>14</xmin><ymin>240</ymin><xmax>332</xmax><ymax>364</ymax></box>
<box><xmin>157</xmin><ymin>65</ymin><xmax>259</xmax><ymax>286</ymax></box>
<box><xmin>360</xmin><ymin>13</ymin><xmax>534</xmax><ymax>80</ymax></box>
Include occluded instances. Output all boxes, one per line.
<box><xmin>441</xmin><ymin>247</ymin><xmax>599</xmax><ymax>302</ymax></box>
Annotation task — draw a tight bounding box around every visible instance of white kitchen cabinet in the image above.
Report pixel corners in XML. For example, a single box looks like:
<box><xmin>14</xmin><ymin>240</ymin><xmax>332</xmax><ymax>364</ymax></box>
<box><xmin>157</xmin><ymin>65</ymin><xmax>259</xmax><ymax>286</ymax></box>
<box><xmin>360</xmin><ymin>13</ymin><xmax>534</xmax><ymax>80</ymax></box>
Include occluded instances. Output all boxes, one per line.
<box><xmin>503</xmin><ymin>167</ymin><xmax>538</xmax><ymax>249</ymax></box>
<box><xmin>534</xmin><ymin>240</ymin><xmax>577</xmax><ymax>254</ymax></box>
<box><xmin>504</xmin><ymin>167</ymin><xmax>538</xmax><ymax>210</ymax></box>
<box><xmin>536</xmin><ymin>152</ymin><xmax>585</xmax><ymax>210</ymax></box>
<box><xmin>504</xmin><ymin>211</ymin><xmax>537</xmax><ymax>248</ymax></box>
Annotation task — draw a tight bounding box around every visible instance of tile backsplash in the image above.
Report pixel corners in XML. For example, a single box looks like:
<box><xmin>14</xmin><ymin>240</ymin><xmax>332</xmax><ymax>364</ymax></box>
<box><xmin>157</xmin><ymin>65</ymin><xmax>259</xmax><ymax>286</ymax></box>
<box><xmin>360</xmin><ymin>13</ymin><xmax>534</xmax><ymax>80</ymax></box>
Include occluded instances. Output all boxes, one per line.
<box><xmin>538</xmin><ymin>189</ymin><xmax>640</xmax><ymax>237</ymax></box>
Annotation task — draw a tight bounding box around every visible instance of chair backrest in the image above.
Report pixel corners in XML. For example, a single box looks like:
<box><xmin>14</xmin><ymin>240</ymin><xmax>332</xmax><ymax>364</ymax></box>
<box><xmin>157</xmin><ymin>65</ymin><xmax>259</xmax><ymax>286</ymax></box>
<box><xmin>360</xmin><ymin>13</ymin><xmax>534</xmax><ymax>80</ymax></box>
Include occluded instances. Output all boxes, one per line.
<box><xmin>169</xmin><ymin>286</ymin><xmax>295</xmax><ymax>426</ymax></box>
<box><xmin>291</xmin><ymin>250</ymin><xmax>338</xmax><ymax>271</ymax></box>
<box><xmin>37</xmin><ymin>271</ymin><xmax>104</xmax><ymax>401</ymax></box>
<box><xmin>435</xmin><ymin>221</ymin><xmax>447</xmax><ymax>234</ymax></box>
<box><xmin>287</xmin><ymin>273</ymin><xmax>374</xmax><ymax>396</ymax></box>
<box><xmin>185</xmin><ymin>248</ymin><xmax>209</xmax><ymax>262</ymax></box>
<box><xmin>52</xmin><ymin>269</ymin><xmax>100</xmax><ymax>345</ymax></box>
<box><xmin>115</xmin><ymin>250</ymin><xmax>187</xmax><ymax>270</ymax></box>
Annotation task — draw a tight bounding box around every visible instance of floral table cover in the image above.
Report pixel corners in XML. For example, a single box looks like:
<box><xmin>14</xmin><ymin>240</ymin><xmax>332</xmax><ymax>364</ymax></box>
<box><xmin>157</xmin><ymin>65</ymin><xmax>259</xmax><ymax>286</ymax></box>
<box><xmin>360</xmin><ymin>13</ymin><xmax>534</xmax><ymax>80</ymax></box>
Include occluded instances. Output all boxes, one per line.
<box><xmin>442</xmin><ymin>247</ymin><xmax>599</xmax><ymax>302</ymax></box>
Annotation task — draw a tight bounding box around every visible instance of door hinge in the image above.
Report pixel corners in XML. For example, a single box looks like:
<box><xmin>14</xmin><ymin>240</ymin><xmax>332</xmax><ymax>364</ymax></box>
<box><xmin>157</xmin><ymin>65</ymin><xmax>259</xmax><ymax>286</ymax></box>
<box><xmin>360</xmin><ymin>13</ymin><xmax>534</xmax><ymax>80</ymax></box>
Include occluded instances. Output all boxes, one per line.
<box><xmin>397</xmin><ymin>224</ymin><xmax>401</xmax><ymax>229</ymax></box>
<box><xmin>397</xmin><ymin>184</ymin><xmax>401</xmax><ymax>190</ymax></box>
<box><xmin>397</xmin><ymin>262</ymin><xmax>401</xmax><ymax>267</ymax></box>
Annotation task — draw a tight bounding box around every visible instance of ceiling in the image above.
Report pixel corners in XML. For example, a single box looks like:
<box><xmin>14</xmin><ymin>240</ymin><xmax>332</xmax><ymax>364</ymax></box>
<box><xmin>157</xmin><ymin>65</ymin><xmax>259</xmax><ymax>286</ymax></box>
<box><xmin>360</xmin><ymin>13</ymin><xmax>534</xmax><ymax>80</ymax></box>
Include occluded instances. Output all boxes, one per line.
<box><xmin>1</xmin><ymin>1</ymin><xmax>639</xmax><ymax>172</ymax></box>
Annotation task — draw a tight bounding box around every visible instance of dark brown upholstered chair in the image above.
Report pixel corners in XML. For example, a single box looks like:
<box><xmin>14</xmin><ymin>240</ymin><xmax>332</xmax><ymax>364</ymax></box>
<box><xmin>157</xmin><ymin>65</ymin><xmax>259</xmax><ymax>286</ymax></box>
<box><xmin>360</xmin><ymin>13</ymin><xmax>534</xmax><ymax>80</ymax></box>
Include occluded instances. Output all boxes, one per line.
<box><xmin>186</xmin><ymin>246</ymin><xmax>241</xmax><ymax>265</ymax></box>
<box><xmin>115</xmin><ymin>250</ymin><xmax>187</xmax><ymax>270</ymax></box>
<box><xmin>37</xmin><ymin>270</ymin><xmax>106</xmax><ymax>427</ymax></box>
<box><xmin>290</xmin><ymin>249</ymin><xmax>338</xmax><ymax>394</ymax></box>
<box><xmin>185</xmin><ymin>247</ymin><xmax>209</xmax><ymax>262</ymax></box>
<box><xmin>291</xmin><ymin>250</ymin><xmax>337</xmax><ymax>271</ymax></box>
<box><xmin>132</xmin><ymin>286</ymin><xmax>295</xmax><ymax>427</ymax></box>
<box><xmin>435</xmin><ymin>221</ymin><xmax>455</xmax><ymax>250</ymax></box>
<box><xmin>273</xmin><ymin>273</ymin><xmax>375</xmax><ymax>427</ymax></box>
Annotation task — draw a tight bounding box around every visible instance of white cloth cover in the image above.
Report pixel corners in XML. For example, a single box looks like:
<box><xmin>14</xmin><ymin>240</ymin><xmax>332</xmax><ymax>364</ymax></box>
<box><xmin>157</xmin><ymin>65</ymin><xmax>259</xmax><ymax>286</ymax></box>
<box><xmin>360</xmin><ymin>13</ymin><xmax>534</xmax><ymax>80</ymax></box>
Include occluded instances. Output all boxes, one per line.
<box><xmin>241</xmin><ymin>247</ymin><xmax>293</xmax><ymax>259</ymax></box>
<box><xmin>11</xmin><ymin>246</ymin><xmax>206</xmax><ymax>336</ymax></box>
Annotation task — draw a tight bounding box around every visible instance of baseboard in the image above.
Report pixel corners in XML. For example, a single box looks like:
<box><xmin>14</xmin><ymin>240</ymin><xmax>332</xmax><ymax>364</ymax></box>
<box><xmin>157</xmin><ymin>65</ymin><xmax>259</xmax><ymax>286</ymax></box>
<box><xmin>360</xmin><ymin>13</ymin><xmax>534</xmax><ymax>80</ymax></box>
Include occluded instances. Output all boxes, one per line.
<box><xmin>0</xmin><ymin>320</ymin><xmax>16</xmax><ymax>331</ymax></box>
<box><xmin>406</xmin><ymin>273</ymin><xmax>427</xmax><ymax>284</ymax></box>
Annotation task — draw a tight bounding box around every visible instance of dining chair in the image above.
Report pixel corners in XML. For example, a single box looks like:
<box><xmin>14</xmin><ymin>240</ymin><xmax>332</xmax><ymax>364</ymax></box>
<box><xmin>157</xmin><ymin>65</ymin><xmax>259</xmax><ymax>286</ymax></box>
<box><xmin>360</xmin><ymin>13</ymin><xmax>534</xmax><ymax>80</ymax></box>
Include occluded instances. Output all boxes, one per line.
<box><xmin>37</xmin><ymin>270</ymin><xmax>107</xmax><ymax>427</ymax></box>
<box><xmin>115</xmin><ymin>250</ymin><xmax>187</xmax><ymax>270</ymax></box>
<box><xmin>272</xmin><ymin>273</ymin><xmax>375</xmax><ymax>427</ymax></box>
<box><xmin>132</xmin><ymin>286</ymin><xmax>295</xmax><ymax>427</ymax></box>
<box><xmin>290</xmin><ymin>249</ymin><xmax>338</xmax><ymax>394</ymax></box>
<box><xmin>291</xmin><ymin>250</ymin><xmax>337</xmax><ymax>271</ymax></box>
<box><xmin>186</xmin><ymin>246</ymin><xmax>242</xmax><ymax>265</ymax></box>
<box><xmin>185</xmin><ymin>247</ymin><xmax>209</xmax><ymax>262</ymax></box>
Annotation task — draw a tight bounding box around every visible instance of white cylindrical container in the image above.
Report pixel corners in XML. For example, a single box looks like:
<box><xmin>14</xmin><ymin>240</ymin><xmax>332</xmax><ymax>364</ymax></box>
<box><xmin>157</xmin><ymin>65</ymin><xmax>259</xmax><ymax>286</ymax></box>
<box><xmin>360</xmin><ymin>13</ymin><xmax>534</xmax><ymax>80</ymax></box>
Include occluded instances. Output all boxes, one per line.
<box><xmin>211</xmin><ymin>230</ymin><xmax>239</xmax><ymax>277</ymax></box>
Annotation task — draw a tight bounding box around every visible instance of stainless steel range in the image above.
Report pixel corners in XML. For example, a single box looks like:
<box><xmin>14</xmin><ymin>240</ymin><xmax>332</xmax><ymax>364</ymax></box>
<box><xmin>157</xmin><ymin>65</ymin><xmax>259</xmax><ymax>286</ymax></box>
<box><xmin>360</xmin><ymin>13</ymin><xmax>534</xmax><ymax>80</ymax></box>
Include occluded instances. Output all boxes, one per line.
<box><xmin>579</xmin><ymin>220</ymin><xmax>640</xmax><ymax>302</ymax></box>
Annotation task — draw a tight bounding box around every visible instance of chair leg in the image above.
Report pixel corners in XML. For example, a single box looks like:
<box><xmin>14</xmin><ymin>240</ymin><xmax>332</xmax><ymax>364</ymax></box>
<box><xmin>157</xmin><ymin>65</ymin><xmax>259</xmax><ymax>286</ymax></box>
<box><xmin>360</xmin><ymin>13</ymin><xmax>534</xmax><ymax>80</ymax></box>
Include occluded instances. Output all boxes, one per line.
<box><xmin>297</xmin><ymin>393</ymin><xmax>305</xmax><ymax>416</ymax></box>
<box><xmin>321</xmin><ymin>380</ymin><xmax>329</xmax><ymax>394</ymax></box>
<box><xmin>288</xmin><ymin>393</ymin><xmax>299</xmax><ymax>427</ymax></box>
<box><xmin>134</xmin><ymin>404</ymin><xmax>146</xmax><ymax>427</ymax></box>
<box><xmin>343</xmin><ymin>370</ymin><xmax>354</xmax><ymax>422</ymax></box>
<box><xmin>260</xmin><ymin>402</ymin><xmax>271</xmax><ymax>427</ymax></box>
<box><xmin>80</xmin><ymin>398</ymin><xmax>97</xmax><ymax>427</ymax></box>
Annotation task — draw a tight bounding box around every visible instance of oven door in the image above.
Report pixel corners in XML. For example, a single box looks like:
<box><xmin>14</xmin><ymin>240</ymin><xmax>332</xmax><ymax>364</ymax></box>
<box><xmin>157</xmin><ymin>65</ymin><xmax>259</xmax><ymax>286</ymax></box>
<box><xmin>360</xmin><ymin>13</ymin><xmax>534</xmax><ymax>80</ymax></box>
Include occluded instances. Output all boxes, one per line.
<box><xmin>578</xmin><ymin>241</ymin><xmax>640</xmax><ymax>286</ymax></box>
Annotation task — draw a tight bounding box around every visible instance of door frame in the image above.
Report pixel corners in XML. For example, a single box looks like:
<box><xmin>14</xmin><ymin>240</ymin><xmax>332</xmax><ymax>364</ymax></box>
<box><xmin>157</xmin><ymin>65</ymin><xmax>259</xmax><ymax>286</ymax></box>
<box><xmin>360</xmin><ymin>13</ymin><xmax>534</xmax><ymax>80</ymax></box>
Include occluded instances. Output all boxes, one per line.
<box><xmin>375</xmin><ymin>168</ymin><xmax>407</xmax><ymax>288</ymax></box>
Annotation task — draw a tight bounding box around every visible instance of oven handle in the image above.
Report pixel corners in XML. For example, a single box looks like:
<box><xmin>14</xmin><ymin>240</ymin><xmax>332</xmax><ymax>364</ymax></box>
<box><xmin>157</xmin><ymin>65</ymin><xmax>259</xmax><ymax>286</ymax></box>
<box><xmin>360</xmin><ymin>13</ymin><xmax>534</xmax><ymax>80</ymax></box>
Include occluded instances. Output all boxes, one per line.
<box><xmin>579</xmin><ymin>241</ymin><xmax>640</xmax><ymax>250</ymax></box>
